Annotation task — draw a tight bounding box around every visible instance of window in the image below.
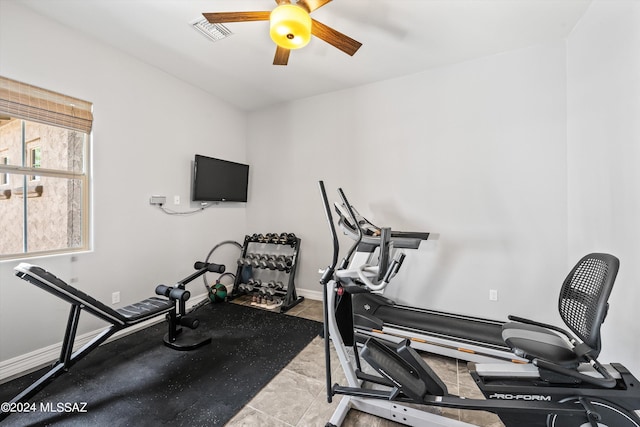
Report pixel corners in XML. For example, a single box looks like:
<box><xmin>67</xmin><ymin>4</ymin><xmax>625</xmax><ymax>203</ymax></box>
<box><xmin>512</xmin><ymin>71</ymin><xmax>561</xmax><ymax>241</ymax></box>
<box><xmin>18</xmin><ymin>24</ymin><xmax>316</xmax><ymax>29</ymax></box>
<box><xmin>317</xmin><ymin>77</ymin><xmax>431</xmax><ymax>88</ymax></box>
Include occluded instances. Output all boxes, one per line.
<box><xmin>0</xmin><ymin>76</ymin><xmax>93</xmax><ymax>259</ymax></box>
<box><xmin>29</xmin><ymin>144</ymin><xmax>41</xmax><ymax>181</ymax></box>
<box><xmin>0</xmin><ymin>154</ymin><xmax>7</xmax><ymax>185</ymax></box>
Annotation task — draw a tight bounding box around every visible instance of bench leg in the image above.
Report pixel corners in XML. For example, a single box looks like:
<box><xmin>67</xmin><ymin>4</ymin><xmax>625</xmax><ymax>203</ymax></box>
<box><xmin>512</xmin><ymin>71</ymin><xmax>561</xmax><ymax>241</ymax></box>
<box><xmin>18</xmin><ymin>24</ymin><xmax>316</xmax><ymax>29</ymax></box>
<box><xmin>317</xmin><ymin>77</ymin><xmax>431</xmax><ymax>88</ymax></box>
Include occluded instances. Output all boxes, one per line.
<box><xmin>0</xmin><ymin>315</ymin><xmax>119</xmax><ymax>421</ymax></box>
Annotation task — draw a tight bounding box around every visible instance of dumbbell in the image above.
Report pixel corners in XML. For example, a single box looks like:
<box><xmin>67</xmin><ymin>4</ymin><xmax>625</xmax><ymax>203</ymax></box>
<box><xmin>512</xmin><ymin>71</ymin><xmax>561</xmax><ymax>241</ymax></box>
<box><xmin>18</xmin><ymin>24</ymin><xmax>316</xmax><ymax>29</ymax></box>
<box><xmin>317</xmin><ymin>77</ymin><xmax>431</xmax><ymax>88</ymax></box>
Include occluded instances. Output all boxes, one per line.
<box><xmin>269</xmin><ymin>233</ymin><xmax>281</xmax><ymax>243</ymax></box>
<box><xmin>242</xmin><ymin>253</ymin><xmax>257</xmax><ymax>267</ymax></box>
<box><xmin>249</xmin><ymin>254</ymin><xmax>262</xmax><ymax>268</ymax></box>
<box><xmin>264</xmin><ymin>280</ymin><xmax>284</xmax><ymax>289</ymax></box>
<box><xmin>272</xmin><ymin>255</ymin><xmax>285</xmax><ymax>270</ymax></box>
<box><xmin>248</xmin><ymin>254</ymin><xmax>260</xmax><ymax>266</ymax></box>
<box><xmin>236</xmin><ymin>254</ymin><xmax>249</xmax><ymax>267</ymax></box>
<box><xmin>246</xmin><ymin>278</ymin><xmax>262</xmax><ymax>291</ymax></box>
<box><xmin>264</xmin><ymin>287</ymin><xmax>286</xmax><ymax>297</ymax></box>
<box><xmin>265</xmin><ymin>255</ymin><xmax>281</xmax><ymax>270</ymax></box>
<box><xmin>237</xmin><ymin>256</ymin><xmax>252</xmax><ymax>267</ymax></box>
<box><xmin>255</xmin><ymin>255</ymin><xmax>269</xmax><ymax>269</ymax></box>
<box><xmin>257</xmin><ymin>286</ymin><xmax>271</xmax><ymax>296</ymax></box>
<box><xmin>238</xmin><ymin>282</ymin><xmax>257</xmax><ymax>292</ymax></box>
<box><xmin>275</xmin><ymin>256</ymin><xmax>293</xmax><ymax>271</ymax></box>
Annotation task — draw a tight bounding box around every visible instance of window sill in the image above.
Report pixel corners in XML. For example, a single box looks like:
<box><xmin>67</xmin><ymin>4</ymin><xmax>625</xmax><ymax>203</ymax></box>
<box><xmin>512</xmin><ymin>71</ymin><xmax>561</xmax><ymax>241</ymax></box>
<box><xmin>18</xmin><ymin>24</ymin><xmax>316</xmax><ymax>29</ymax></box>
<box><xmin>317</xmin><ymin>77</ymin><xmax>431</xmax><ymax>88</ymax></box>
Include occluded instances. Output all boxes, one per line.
<box><xmin>13</xmin><ymin>184</ymin><xmax>43</xmax><ymax>198</ymax></box>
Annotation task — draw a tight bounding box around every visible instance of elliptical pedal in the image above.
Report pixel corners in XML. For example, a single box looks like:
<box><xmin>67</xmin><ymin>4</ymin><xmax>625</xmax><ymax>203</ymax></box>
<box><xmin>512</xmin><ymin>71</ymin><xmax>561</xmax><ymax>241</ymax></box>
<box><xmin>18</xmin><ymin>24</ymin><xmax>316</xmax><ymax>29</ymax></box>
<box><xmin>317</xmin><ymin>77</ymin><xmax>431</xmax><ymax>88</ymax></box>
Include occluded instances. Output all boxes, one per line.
<box><xmin>360</xmin><ymin>338</ymin><xmax>448</xmax><ymax>402</ymax></box>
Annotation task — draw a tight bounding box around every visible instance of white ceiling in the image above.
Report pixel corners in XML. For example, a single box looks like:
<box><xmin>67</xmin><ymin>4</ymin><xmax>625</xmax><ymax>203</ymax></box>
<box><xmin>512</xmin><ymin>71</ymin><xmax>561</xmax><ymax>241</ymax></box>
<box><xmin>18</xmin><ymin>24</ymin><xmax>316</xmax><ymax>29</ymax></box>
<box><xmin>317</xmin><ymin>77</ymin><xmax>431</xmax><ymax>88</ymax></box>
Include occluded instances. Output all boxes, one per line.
<box><xmin>19</xmin><ymin>0</ymin><xmax>592</xmax><ymax>111</ymax></box>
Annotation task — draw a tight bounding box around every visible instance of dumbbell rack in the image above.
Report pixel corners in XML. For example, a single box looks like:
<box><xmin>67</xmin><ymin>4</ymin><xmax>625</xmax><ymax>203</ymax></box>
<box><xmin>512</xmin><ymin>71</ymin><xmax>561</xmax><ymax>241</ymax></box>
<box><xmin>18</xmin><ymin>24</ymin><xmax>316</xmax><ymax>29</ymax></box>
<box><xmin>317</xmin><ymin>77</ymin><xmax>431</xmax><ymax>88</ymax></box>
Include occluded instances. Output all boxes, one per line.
<box><xmin>231</xmin><ymin>233</ymin><xmax>304</xmax><ymax>313</ymax></box>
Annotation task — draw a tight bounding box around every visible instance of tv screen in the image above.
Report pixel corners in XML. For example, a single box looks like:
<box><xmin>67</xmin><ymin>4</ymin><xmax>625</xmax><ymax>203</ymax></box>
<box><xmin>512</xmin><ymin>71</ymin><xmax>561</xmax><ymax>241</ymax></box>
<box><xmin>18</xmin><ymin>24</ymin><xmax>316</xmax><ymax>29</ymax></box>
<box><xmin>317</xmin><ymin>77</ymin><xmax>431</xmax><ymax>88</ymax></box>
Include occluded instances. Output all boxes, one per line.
<box><xmin>192</xmin><ymin>155</ymin><xmax>249</xmax><ymax>202</ymax></box>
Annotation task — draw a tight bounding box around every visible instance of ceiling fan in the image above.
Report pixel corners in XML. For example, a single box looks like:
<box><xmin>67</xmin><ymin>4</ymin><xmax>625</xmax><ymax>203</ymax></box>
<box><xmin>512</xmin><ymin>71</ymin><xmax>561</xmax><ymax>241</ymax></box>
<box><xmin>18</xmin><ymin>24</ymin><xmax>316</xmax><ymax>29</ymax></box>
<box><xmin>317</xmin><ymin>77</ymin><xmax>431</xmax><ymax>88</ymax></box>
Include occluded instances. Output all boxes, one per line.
<box><xmin>203</xmin><ymin>0</ymin><xmax>362</xmax><ymax>66</ymax></box>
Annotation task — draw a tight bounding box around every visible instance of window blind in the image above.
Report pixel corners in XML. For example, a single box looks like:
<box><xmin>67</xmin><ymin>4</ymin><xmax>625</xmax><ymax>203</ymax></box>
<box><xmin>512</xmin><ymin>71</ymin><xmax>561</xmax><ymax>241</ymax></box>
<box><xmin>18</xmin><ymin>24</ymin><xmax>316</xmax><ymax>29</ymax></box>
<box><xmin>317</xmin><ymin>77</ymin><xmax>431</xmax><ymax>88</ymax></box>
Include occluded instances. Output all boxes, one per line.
<box><xmin>0</xmin><ymin>76</ymin><xmax>93</xmax><ymax>133</ymax></box>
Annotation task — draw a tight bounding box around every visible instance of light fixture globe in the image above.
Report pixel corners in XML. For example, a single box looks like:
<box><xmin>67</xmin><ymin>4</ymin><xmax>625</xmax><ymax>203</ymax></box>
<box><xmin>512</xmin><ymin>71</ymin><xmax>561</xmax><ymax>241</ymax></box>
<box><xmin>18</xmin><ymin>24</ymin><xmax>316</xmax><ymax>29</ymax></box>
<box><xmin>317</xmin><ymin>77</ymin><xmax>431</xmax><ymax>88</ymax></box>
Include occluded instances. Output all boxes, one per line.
<box><xmin>269</xmin><ymin>4</ymin><xmax>311</xmax><ymax>50</ymax></box>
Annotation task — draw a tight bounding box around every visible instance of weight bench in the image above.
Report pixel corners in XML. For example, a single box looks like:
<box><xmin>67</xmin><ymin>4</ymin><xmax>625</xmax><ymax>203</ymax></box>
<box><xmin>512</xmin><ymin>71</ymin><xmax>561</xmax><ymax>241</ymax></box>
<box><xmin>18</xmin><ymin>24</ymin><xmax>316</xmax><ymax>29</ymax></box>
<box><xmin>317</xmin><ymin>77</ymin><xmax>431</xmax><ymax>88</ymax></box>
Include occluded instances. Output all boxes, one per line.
<box><xmin>1</xmin><ymin>261</ymin><xmax>224</xmax><ymax>421</ymax></box>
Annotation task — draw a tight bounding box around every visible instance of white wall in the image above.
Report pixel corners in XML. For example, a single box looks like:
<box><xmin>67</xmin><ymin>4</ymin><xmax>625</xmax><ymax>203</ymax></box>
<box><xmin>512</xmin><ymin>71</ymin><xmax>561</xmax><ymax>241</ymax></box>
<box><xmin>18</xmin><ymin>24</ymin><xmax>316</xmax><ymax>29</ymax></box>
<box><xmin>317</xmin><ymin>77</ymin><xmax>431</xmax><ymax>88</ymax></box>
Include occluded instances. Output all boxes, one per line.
<box><xmin>247</xmin><ymin>0</ymin><xmax>640</xmax><ymax>374</ymax></box>
<box><xmin>248</xmin><ymin>42</ymin><xmax>569</xmax><ymax>323</ymax></box>
<box><xmin>0</xmin><ymin>2</ymin><xmax>247</xmax><ymax>363</ymax></box>
<box><xmin>567</xmin><ymin>0</ymin><xmax>640</xmax><ymax>371</ymax></box>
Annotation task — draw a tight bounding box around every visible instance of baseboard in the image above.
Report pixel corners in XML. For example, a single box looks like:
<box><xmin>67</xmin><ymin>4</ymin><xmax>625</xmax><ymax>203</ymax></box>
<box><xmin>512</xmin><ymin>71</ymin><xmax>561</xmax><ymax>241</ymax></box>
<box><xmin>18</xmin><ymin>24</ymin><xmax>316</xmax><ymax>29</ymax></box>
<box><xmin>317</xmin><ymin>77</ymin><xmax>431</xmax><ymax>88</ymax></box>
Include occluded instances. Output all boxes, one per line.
<box><xmin>0</xmin><ymin>293</ymin><xmax>209</xmax><ymax>384</ymax></box>
<box><xmin>296</xmin><ymin>288</ymin><xmax>322</xmax><ymax>301</ymax></box>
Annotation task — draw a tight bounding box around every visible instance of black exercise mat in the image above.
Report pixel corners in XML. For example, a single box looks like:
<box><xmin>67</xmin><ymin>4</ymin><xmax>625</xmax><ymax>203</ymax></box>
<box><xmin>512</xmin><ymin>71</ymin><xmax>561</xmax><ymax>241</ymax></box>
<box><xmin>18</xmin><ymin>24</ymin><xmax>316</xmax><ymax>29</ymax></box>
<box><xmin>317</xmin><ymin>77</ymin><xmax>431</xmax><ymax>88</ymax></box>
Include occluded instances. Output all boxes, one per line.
<box><xmin>0</xmin><ymin>302</ymin><xmax>321</xmax><ymax>426</ymax></box>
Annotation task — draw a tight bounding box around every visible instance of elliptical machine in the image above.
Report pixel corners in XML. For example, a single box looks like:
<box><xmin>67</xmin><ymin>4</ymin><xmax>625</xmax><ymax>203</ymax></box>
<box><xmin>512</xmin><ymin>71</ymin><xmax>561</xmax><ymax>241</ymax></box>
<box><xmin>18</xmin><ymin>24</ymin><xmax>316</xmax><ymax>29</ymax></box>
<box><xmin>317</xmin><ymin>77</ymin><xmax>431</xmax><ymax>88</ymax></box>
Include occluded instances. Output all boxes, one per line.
<box><xmin>318</xmin><ymin>181</ymin><xmax>640</xmax><ymax>427</ymax></box>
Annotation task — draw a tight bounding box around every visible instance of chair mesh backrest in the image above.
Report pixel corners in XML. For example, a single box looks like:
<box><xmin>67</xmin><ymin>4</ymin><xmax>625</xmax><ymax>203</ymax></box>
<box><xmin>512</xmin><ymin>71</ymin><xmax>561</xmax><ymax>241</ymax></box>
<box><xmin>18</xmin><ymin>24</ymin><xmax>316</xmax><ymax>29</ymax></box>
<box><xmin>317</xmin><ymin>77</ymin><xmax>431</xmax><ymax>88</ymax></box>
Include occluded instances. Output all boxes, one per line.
<box><xmin>559</xmin><ymin>253</ymin><xmax>619</xmax><ymax>355</ymax></box>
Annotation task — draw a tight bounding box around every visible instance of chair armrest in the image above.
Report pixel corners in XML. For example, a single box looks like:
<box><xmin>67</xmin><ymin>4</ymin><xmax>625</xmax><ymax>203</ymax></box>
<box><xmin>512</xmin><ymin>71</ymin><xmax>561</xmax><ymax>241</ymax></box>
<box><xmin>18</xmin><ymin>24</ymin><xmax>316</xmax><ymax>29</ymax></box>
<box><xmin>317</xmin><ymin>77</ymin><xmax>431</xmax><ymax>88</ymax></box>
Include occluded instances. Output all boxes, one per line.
<box><xmin>507</xmin><ymin>315</ymin><xmax>575</xmax><ymax>341</ymax></box>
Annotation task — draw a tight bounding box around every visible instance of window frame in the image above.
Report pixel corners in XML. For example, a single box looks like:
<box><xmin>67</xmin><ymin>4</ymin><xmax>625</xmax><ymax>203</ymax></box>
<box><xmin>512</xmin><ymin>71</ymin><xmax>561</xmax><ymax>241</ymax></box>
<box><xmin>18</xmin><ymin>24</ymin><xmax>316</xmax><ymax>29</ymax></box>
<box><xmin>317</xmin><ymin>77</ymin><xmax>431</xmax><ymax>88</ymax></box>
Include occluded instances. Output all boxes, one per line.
<box><xmin>0</xmin><ymin>124</ymin><xmax>91</xmax><ymax>260</ymax></box>
<box><xmin>0</xmin><ymin>75</ymin><xmax>92</xmax><ymax>261</ymax></box>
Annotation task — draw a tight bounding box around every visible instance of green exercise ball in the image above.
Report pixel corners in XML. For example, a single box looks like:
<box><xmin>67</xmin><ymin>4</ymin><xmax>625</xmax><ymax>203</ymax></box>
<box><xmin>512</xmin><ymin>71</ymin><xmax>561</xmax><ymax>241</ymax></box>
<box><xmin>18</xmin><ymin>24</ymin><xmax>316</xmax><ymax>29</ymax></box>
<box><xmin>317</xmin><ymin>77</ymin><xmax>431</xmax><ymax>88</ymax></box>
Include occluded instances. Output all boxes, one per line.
<box><xmin>209</xmin><ymin>282</ymin><xmax>227</xmax><ymax>303</ymax></box>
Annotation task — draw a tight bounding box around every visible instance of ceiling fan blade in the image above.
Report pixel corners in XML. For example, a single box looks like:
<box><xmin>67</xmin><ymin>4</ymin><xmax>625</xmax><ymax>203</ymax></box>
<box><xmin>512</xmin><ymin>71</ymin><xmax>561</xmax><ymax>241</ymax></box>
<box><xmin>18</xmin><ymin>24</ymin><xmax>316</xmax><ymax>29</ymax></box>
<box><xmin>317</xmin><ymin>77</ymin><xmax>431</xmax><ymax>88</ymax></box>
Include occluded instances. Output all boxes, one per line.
<box><xmin>311</xmin><ymin>19</ymin><xmax>362</xmax><ymax>56</ymax></box>
<box><xmin>203</xmin><ymin>11</ymin><xmax>271</xmax><ymax>24</ymax></box>
<box><xmin>297</xmin><ymin>0</ymin><xmax>332</xmax><ymax>13</ymax></box>
<box><xmin>273</xmin><ymin>46</ymin><xmax>290</xmax><ymax>66</ymax></box>
<box><xmin>275</xmin><ymin>0</ymin><xmax>292</xmax><ymax>5</ymax></box>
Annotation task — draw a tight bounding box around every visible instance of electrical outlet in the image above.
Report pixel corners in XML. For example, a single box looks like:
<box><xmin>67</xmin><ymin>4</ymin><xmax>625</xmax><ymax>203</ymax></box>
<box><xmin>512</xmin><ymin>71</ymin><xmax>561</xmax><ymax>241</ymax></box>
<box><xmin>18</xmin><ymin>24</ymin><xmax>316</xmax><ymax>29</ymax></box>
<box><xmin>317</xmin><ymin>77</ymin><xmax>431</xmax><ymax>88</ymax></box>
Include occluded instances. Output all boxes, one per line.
<box><xmin>150</xmin><ymin>196</ymin><xmax>166</xmax><ymax>205</ymax></box>
<box><xmin>174</xmin><ymin>195</ymin><xmax>180</xmax><ymax>205</ymax></box>
<box><xmin>489</xmin><ymin>289</ymin><xmax>498</xmax><ymax>301</ymax></box>
<box><xmin>112</xmin><ymin>291</ymin><xmax>120</xmax><ymax>304</ymax></box>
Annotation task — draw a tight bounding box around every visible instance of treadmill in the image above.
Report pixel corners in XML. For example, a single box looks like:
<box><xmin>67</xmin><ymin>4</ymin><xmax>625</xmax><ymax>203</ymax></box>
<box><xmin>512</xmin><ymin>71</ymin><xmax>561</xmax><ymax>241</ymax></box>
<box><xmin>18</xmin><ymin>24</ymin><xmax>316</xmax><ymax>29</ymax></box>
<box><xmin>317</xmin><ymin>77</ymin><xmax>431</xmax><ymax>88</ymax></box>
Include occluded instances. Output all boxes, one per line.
<box><xmin>333</xmin><ymin>197</ymin><xmax>526</xmax><ymax>364</ymax></box>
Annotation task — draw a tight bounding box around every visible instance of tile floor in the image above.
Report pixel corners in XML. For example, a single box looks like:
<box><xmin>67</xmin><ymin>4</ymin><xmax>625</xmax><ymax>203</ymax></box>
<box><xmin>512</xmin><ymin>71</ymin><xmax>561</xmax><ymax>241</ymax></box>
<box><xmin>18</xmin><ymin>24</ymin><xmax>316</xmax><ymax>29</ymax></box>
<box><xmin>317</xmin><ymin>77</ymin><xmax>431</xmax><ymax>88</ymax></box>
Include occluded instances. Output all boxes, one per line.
<box><xmin>227</xmin><ymin>297</ymin><xmax>504</xmax><ymax>427</ymax></box>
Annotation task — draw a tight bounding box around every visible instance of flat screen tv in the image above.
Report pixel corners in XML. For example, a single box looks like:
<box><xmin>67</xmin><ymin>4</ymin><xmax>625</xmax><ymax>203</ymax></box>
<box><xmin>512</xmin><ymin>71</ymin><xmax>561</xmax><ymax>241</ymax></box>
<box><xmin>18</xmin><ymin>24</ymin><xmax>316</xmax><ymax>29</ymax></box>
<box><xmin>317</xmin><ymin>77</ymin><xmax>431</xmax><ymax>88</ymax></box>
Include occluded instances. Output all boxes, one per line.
<box><xmin>192</xmin><ymin>155</ymin><xmax>249</xmax><ymax>202</ymax></box>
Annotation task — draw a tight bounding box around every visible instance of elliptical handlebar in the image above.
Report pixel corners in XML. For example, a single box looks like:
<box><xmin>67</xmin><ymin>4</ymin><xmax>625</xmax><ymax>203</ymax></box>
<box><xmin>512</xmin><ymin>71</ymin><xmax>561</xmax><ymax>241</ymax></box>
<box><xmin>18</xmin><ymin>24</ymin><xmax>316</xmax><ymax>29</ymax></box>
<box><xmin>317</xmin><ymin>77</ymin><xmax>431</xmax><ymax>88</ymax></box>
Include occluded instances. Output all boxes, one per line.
<box><xmin>352</xmin><ymin>251</ymin><xmax>406</xmax><ymax>292</ymax></box>
<box><xmin>318</xmin><ymin>181</ymin><xmax>339</xmax><ymax>284</ymax></box>
<box><xmin>316</xmin><ymin>183</ymin><xmax>407</xmax><ymax>293</ymax></box>
<box><xmin>334</xmin><ymin>188</ymin><xmax>403</xmax><ymax>292</ymax></box>
<box><xmin>318</xmin><ymin>180</ymin><xmax>338</xmax><ymax>405</ymax></box>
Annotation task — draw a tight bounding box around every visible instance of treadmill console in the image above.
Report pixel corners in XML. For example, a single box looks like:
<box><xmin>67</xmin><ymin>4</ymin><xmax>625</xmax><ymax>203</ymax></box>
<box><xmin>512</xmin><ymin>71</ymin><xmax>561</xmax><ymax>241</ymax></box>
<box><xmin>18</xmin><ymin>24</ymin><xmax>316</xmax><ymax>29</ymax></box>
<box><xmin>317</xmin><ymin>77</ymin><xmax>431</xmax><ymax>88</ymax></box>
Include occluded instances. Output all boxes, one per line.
<box><xmin>335</xmin><ymin>202</ymin><xmax>431</xmax><ymax>251</ymax></box>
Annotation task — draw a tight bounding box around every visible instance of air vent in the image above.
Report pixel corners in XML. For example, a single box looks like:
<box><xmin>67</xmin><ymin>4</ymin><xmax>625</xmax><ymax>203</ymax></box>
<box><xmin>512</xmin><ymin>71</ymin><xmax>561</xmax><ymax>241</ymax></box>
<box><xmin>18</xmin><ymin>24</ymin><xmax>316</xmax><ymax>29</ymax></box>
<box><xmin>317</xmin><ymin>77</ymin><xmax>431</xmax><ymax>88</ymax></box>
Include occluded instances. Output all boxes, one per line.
<box><xmin>190</xmin><ymin>17</ymin><xmax>233</xmax><ymax>42</ymax></box>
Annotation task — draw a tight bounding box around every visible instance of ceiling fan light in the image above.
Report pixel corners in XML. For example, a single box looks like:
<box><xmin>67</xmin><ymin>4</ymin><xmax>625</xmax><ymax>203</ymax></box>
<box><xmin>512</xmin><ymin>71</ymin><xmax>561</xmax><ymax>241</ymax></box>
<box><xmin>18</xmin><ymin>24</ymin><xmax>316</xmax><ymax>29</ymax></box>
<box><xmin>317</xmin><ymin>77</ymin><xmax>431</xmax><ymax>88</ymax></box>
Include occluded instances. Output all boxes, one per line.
<box><xmin>269</xmin><ymin>4</ymin><xmax>311</xmax><ymax>50</ymax></box>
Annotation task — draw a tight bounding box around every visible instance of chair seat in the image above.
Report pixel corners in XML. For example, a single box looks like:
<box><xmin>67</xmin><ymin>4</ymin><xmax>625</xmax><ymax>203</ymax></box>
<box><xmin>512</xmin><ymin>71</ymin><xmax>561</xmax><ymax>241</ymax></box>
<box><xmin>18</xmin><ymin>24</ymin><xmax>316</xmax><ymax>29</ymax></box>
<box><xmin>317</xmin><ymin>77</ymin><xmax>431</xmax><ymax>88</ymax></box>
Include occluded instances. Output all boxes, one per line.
<box><xmin>502</xmin><ymin>322</ymin><xmax>579</xmax><ymax>368</ymax></box>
